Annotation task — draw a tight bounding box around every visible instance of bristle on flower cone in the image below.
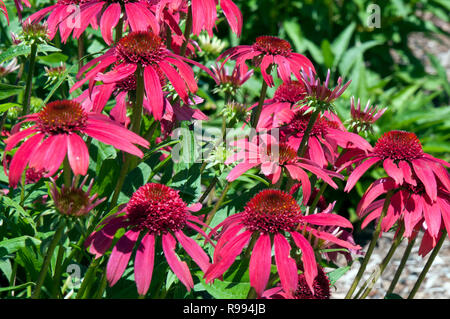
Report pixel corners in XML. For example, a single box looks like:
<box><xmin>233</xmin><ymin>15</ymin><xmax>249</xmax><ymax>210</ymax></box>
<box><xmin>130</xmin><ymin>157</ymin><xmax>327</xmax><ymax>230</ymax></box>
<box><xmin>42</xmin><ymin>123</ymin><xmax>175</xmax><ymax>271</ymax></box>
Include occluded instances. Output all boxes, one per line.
<box><xmin>115</xmin><ymin>31</ymin><xmax>168</xmax><ymax>67</ymax></box>
<box><xmin>253</xmin><ymin>36</ymin><xmax>292</xmax><ymax>57</ymax></box>
<box><xmin>294</xmin><ymin>267</ymin><xmax>331</xmax><ymax>299</ymax></box>
<box><xmin>242</xmin><ymin>189</ymin><xmax>303</xmax><ymax>233</ymax></box>
<box><xmin>273</xmin><ymin>81</ymin><xmax>306</xmax><ymax>103</ymax></box>
<box><xmin>373</xmin><ymin>130</ymin><xmax>423</xmax><ymax>161</ymax></box>
<box><xmin>285</xmin><ymin>112</ymin><xmax>329</xmax><ymax>137</ymax></box>
<box><xmin>125</xmin><ymin>183</ymin><xmax>189</xmax><ymax>234</ymax></box>
<box><xmin>37</xmin><ymin>100</ymin><xmax>87</xmax><ymax>135</ymax></box>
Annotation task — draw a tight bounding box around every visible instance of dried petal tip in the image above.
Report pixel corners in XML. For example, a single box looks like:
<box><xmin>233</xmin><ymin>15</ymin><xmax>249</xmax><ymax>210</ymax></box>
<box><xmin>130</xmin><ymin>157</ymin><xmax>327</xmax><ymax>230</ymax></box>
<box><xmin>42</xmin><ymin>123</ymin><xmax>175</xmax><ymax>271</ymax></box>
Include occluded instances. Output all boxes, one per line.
<box><xmin>50</xmin><ymin>176</ymin><xmax>106</xmax><ymax>218</ymax></box>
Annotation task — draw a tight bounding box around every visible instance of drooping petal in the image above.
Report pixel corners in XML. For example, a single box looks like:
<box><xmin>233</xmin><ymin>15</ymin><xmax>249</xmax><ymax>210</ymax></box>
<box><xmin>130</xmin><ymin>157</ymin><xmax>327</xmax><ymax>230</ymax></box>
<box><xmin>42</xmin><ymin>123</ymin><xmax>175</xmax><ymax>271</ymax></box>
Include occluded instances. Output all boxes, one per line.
<box><xmin>422</xmin><ymin>197</ymin><xmax>441</xmax><ymax>240</ymax></box>
<box><xmin>249</xmin><ymin>233</ymin><xmax>272</xmax><ymax>297</ymax></box>
<box><xmin>174</xmin><ymin>231</ymin><xmax>210</xmax><ymax>273</ymax></box>
<box><xmin>220</xmin><ymin>0</ymin><xmax>243</xmax><ymax>37</ymax></box>
<box><xmin>162</xmin><ymin>232</ymin><xmax>194</xmax><ymax>291</ymax></box>
<box><xmin>344</xmin><ymin>157</ymin><xmax>380</xmax><ymax>192</ymax></box>
<box><xmin>290</xmin><ymin>231</ymin><xmax>317</xmax><ymax>293</ymax></box>
<box><xmin>28</xmin><ymin>134</ymin><xmax>68</xmax><ymax>177</ymax></box>
<box><xmin>226</xmin><ymin>162</ymin><xmax>259</xmax><ymax>182</ymax></box>
<box><xmin>383</xmin><ymin>158</ymin><xmax>404</xmax><ymax>185</ymax></box>
<box><xmin>134</xmin><ymin>233</ymin><xmax>155</xmax><ymax>296</ymax></box>
<box><xmin>66</xmin><ymin>133</ymin><xmax>89</xmax><ymax>176</ymax></box>
<box><xmin>106</xmin><ymin>229</ymin><xmax>140</xmax><ymax>287</ymax></box>
<box><xmin>285</xmin><ymin>164</ymin><xmax>311</xmax><ymax>205</ymax></box>
<box><xmin>302</xmin><ymin>212</ymin><xmax>354</xmax><ymax>229</ymax></box>
<box><xmin>143</xmin><ymin>66</ymin><xmax>164</xmax><ymax>120</ymax></box>
<box><xmin>273</xmin><ymin>233</ymin><xmax>298</xmax><ymax>298</ymax></box>
<box><xmin>413</xmin><ymin>158</ymin><xmax>437</xmax><ymax>202</ymax></box>
<box><xmin>100</xmin><ymin>3</ymin><xmax>121</xmax><ymax>45</ymax></box>
<box><xmin>159</xmin><ymin>60</ymin><xmax>189</xmax><ymax>102</ymax></box>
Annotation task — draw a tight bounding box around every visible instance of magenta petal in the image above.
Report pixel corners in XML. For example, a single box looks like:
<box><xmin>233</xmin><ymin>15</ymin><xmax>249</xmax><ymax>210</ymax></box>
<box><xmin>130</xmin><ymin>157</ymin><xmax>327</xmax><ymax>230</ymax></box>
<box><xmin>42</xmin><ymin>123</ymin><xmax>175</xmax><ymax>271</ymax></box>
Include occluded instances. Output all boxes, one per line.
<box><xmin>356</xmin><ymin>178</ymin><xmax>396</xmax><ymax>216</ymax></box>
<box><xmin>383</xmin><ymin>158</ymin><xmax>404</xmax><ymax>185</ymax></box>
<box><xmin>8</xmin><ymin>133</ymin><xmax>44</xmax><ymax>188</ymax></box>
<box><xmin>249</xmin><ymin>233</ymin><xmax>272</xmax><ymax>297</ymax></box>
<box><xmin>29</xmin><ymin>134</ymin><xmax>68</xmax><ymax>177</ymax></box>
<box><xmin>134</xmin><ymin>233</ymin><xmax>155</xmax><ymax>296</ymax></box>
<box><xmin>143</xmin><ymin>66</ymin><xmax>164</xmax><ymax>120</ymax></box>
<box><xmin>273</xmin><ymin>234</ymin><xmax>298</xmax><ymax>298</ymax></box>
<box><xmin>98</xmin><ymin>63</ymin><xmax>137</xmax><ymax>84</ymax></box>
<box><xmin>306</xmin><ymin>226</ymin><xmax>362</xmax><ymax>251</ymax></box>
<box><xmin>344</xmin><ymin>157</ymin><xmax>380</xmax><ymax>192</ymax></box>
<box><xmin>204</xmin><ymin>230</ymin><xmax>252</xmax><ymax>283</ymax></box>
<box><xmin>302</xmin><ymin>213</ymin><xmax>353</xmax><ymax>229</ymax></box>
<box><xmin>220</xmin><ymin>0</ymin><xmax>243</xmax><ymax>37</ymax></box>
<box><xmin>162</xmin><ymin>233</ymin><xmax>194</xmax><ymax>291</ymax></box>
<box><xmin>106</xmin><ymin>229</ymin><xmax>140</xmax><ymax>287</ymax></box>
<box><xmin>5</xmin><ymin>126</ymin><xmax>37</xmax><ymax>152</ymax></box>
<box><xmin>174</xmin><ymin>231</ymin><xmax>210</xmax><ymax>273</ymax></box>
<box><xmin>226</xmin><ymin>162</ymin><xmax>259</xmax><ymax>182</ymax></box>
<box><xmin>159</xmin><ymin>60</ymin><xmax>189</xmax><ymax>103</ymax></box>
<box><xmin>290</xmin><ymin>231</ymin><xmax>317</xmax><ymax>293</ymax></box>
<box><xmin>67</xmin><ymin>133</ymin><xmax>89</xmax><ymax>176</ymax></box>
<box><xmin>92</xmin><ymin>84</ymin><xmax>115</xmax><ymax>113</ymax></box>
<box><xmin>398</xmin><ymin>160</ymin><xmax>416</xmax><ymax>186</ymax></box>
<box><xmin>100</xmin><ymin>3</ymin><xmax>121</xmax><ymax>45</ymax></box>
<box><xmin>423</xmin><ymin>198</ymin><xmax>441</xmax><ymax>239</ymax></box>
<box><xmin>285</xmin><ymin>164</ymin><xmax>311</xmax><ymax>205</ymax></box>
<box><xmin>413</xmin><ymin>159</ymin><xmax>437</xmax><ymax>202</ymax></box>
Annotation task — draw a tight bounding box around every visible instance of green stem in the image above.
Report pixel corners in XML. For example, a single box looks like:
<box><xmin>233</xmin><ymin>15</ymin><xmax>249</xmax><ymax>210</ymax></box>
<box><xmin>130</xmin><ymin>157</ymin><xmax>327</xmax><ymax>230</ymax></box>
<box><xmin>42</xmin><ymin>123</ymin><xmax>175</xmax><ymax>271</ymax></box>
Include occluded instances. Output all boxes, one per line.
<box><xmin>344</xmin><ymin>190</ymin><xmax>394</xmax><ymax>299</ymax></box>
<box><xmin>297</xmin><ymin>109</ymin><xmax>320</xmax><ymax>157</ymax></box>
<box><xmin>385</xmin><ymin>235</ymin><xmax>417</xmax><ymax>296</ymax></box>
<box><xmin>180</xmin><ymin>6</ymin><xmax>193</xmax><ymax>56</ymax></box>
<box><xmin>115</xmin><ymin>17</ymin><xmax>124</xmax><ymax>43</ymax></box>
<box><xmin>358</xmin><ymin>224</ymin><xmax>405</xmax><ymax>299</ymax></box>
<box><xmin>407</xmin><ymin>230</ymin><xmax>447</xmax><ymax>299</ymax></box>
<box><xmin>199</xmin><ymin>177</ymin><xmax>218</xmax><ymax>203</ymax></box>
<box><xmin>51</xmin><ymin>245</ymin><xmax>66</xmax><ymax>298</ymax></box>
<box><xmin>77</xmin><ymin>35</ymin><xmax>85</xmax><ymax>71</ymax></box>
<box><xmin>21</xmin><ymin>43</ymin><xmax>38</xmax><ymax>117</ymax></box>
<box><xmin>204</xmin><ymin>182</ymin><xmax>231</xmax><ymax>226</ymax></box>
<box><xmin>250</xmin><ymin>75</ymin><xmax>270</xmax><ymax>128</ymax></box>
<box><xmin>63</xmin><ymin>156</ymin><xmax>72</xmax><ymax>188</ymax></box>
<box><xmin>75</xmin><ymin>258</ymin><xmax>100</xmax><ymax>299</ymax></box>
<box><xmin>308</xmin><ymin>182</ymin><xmax>327</xmax><ymax>213</ymax></box>
<box><xmin>31</xmin><ymin>221</ymin><xmax>66</xmax><ymax>299</ymax></box>
<box><xmin>94</xmin><ymin>270</ymin><xmax>108</xmax><ymax>298</ymax></box>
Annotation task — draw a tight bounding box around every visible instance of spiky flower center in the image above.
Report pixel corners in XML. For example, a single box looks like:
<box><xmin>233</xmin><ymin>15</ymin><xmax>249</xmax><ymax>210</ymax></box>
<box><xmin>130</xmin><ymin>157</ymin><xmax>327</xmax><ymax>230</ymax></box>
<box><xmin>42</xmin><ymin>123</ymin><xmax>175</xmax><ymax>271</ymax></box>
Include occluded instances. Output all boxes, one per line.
<box><xmin>373</xmin><ymin>131</ymin><xmax>423</xmax><ymax>161</ymax></box>
<box><xmin>54</xmin><ymin>187</ymin><xmax>92</xmax><ymax>217</ymax></box>
<box><xmin>253</xmin><ymin>36</ymin><xmax>292</xmax><ymax>57</ymax></box>
<box><xmin>273</xmin><ymin>81</ymin><xmax>306</xmax><ymax>103</ymax></box>
<box><xmin>126</xmin><ymin>183</ymin><xmax>188</xmax><ymax>234</ymax></box>
<box><xmin>37</xmin><ymin>100</ymin><xmax>88</xmax><ymax>135</ymax></box>
<box><xmin>294</xmin><ymin>267</ymin><xmax>331</xmax><ymax>299</ymax></box>
<box><xmin>265</xmin><ymin>143</ymin><xmax>297</xmax><ymax>165</ymax></box>
<box><xmin>115</xmin><ymin>31</ymin><xmax>168</xmax><ymax>67</ymax></box>
<box><xmin>242</xmin><ymin>190</ymin><xmax>302</xmax><ymax>233</ymax></box>
<box><xmin>286</xmin><ymin>112</ymin><xmax>329</xmax><ymax>137</ymax></box>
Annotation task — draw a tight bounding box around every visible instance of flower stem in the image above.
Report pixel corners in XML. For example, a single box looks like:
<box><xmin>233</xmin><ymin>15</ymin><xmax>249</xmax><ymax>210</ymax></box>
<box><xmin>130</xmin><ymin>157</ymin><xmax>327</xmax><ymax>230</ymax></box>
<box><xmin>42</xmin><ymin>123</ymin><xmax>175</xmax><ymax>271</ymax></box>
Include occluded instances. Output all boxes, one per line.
<box><xmin>21</xmin><ymin>43</ymin><xmax>38</xmax><ymax>117</ymax></box>
<box><xmin>385</xmin><ymin>235</ymin><xmax>417</xmax><ymax>296</ymax></box>
<box><xmin>31</xmin><ymin>221</ymin><xmax>66</xmax><ymax>299</ymax></box>
<box><xmin>180</xmin><ymin>6</ymin><xmax>193</xmax><ymax>56</ymax></box>
<box><xmin>63</xmin><ymin>156</ymin><xmax>72</xmax><ymax>188</ymax></box>
<box><xmin>115</xmin><ymin>17</ymin><xmax>124</xmax><ymax>43</ymax></box>
<box><xmin>407</xmin><ymin>230</ymin><xmax>447</xmax><ymax>299</ymax></box>
<box><xmin>344</xmin><ymin>190</ymin><xmax>394</xmax><ymax>299</ymax></box>
<box><xmin>75</xmin><ymin>257</ymin><xmax>100</xmax><ymax>299</ymax></box>
<box><xmin>296</xmin><ymin>109</ymin><xmax>320</xmax><ymax>157</ymax></box>
<box><xmin>204</xmin><ymin>182</ymin><xmax>231</xmax><ymax>225</ymax></box>
<box><xmin>308</xmin><ymin>182</ymin><xmax>327</xmax><ymax>213</ymax></box>
<box><xmin>357</xmin><ymin>224</ymin><xmax>405</xmax><ymax>299</ymax></box>
<box><xmin>250</xmin><ymin>74</ymin><xmax>270</xmax><ymax>129</ymax></box>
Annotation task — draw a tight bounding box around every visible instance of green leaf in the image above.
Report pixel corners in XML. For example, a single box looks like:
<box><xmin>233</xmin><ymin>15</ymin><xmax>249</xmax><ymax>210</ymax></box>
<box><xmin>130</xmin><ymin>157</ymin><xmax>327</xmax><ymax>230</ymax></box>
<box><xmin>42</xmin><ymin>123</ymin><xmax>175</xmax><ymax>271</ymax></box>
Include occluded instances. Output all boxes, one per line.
<box><xmin>0</xmin><ymin>236</ymin><xmax>41</xmax><ymax>258</ymax></box>
<box><xmin>326</xmin><ymin>266</ymin><xmax>351</xmax><ymax>286</ymax></box>
<box><xmin>321</xmin><ymin>39</ymin><xmax>334</xmax><ymax>70</ymax></box>
<box><xmin>0</xmin><ymin>83</ymin><xmax>24</xmax><ymax>100</ymax></box>
<box><xmin>0</xmin><ymin>102</ymin><xmax>21</xmax><ymax>113</ymax></box>
<box><xmin>384</xmin><ymin>293</ymin><xmax>403</xmax><ymax>299</ymax></box>
<box><xmin>331</xmin><ymin>22</ymin><xmax>356</xmax><ymax>69</ymax></box>
<box><xmin>0</xmin><ymin>44</ymin><xmax>61</xmax><ymax>63</ymax></box>
<box><xmin>0</xmin><ymin>282</ymin><xmax>35</xmax><ymax>293</ymax></box>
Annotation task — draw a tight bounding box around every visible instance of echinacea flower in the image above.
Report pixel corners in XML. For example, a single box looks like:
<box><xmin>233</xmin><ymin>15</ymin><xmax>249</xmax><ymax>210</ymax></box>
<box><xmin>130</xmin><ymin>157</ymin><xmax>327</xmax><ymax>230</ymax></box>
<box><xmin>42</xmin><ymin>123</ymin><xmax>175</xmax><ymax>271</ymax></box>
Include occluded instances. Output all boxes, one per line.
<box><xmin>340</xmin><ymin>130</ymin><xmax>450</xmax><ymax>203</ymax></box>
<box><xmin>210</xmin><ymin>61</ymin><xmax>253</xmax><ymax>96</ymax></box>
<box><xmin>357</xmin><ymin>177</ymin><xmax>450</xmax><ymax>246</ymax></box>
<box><xmin>49</xmin><ymin>175</ymin><xmax>106</xmax><ymax>217</ymax></box>
<box><xmin>348</xmin><ymin>96</ymin><xmax>386</xmax><ymax>134</ymax></box>
<box><xmin>191</xmin><ymin>0</ymin><xmax>243</xmax><ymax>37</ymax></box>
<box><xmin>252</xmin><ymin>80</ymin><xmax>306</xmax><ymax>130</ymax></box>
<box><xmin>218</xmin><ymin>35</ymin><xmax>315</xmax><ymax>87</ymax></box>
<box><xmin>261</xmin><ymin>266</ymin><xmax>331</xmax><ymax>299</ymax></box>
<box><xmin>27</xmin><ymin>0</ymin><xmax>160</xmax><ymax>45</ymax></box>
<box><xmin>204</xmin><ymin>189</ymin><xmax>359</xmax><ymax>297</ymax></box>
<box><xmin>84</xmin><ymin>183</ymin><xmax>211</xmax><ymax>296</ymax></box>
<box><xmin>4</xmin><ymin>100</ymin><xmax>149</xmax><ymax>188</ymax></box>
<box><xmin>301</xmin><ymin>68</ymin><xmax>351</xmax><ymax>112</ymax></box>
<box><xmin>71</xmin><ymin>31</ymin><xmax>213</xmax><ymax>119</ymax></box>
<box><xmin>225</xmin><ymin>134</ymin><xmax>343</xmax><ymax>204</ymax></box>
<box><xmin>280</xmin><ymin>108</ymin><xmax>373</xmax><ymax>168</ymax></box>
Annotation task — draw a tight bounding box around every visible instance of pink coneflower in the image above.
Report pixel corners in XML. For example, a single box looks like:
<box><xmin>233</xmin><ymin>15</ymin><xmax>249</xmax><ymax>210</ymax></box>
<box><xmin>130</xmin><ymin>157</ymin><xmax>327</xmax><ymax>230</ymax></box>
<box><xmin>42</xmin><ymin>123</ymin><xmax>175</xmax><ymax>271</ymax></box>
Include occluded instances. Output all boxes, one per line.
<box><xmin>280</xmin><ymin>109</ymin><xmax>372</xmax><ymax>168</ymax></box>
<box><xmin>218</xmin><ymin>36</ymin><xmax>315</xmax><ymax>87</ymax></box>
<box><xmin>49</xmin><ymin>175</ymin><xmax>106</xmax><ymax>217</ymax></box>
<box><xmin>191</xmin><ymin>0</ymin><xmax>243</xmax><ymax>37</ymax></box>
<box><xmin>210</xmin><ymin>61</ymin><xmax>253</xmax><ymax>96</ymax></box>
<box><xmin>262</xmin><ymin>266</ymin><xmax>331</xmax><ymax>299</ymax></box>
<box><xmin>348</xmin><ymin>96</ymin><xmax>386</xmax><ymax>134</ymax></box>
<box><xmin>84</xmin><ymin>183</ymin><xmax>211</xmax><ymax>296</ymax></box>
<box><xmin>27</xmin><ymin>0</ymin><xmax>160</xmax><ymax>45</ymax></box>
<box><xmin>71</xmin><ymin>31</ymin><xmax>213</xmax><ymax>118</ymax></box>
<box><xmin>4</xmin><ymin>100</ymin><xmax>149</xmax><ymax>188</ymax></box>
<box><xmin>357</xmin><ymin>177</ymin><xmax>450</xmax><ymax>246</ymax></box>
<box><xmin>0</xmin><ymin>1</ymin><xmax>8</xmax><ymax>23</ymax></box>
<box><xmin>340</xmin><ymin>130</ymin><xmax>450</xmax><ymax>203</ymax></box>
<box><xmin>204</xmin><ymin>189</ymin><xmax>359</xmax><ymax>297</ymax></box>
<box><xmin>252</xmin><ymin>80</ymin><xmax>306</xmax><ymax>130</ymax></box>
<box><xmin>301</xmin><ymin>69</ymin><xmax>351</xmax><ymax>110</ymax></box>
<box><xmin>225</xmin><ymin>134</ymin><xmax>343</xmax><ymax>203</ymax></box>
